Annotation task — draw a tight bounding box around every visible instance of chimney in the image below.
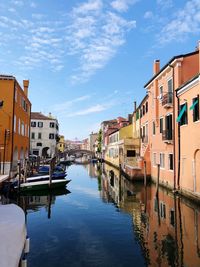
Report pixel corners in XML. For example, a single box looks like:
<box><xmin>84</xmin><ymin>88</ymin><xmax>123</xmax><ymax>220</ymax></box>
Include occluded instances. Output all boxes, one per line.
<box><xmin>23</xmin><ymin>80</ymin><xmax>29</xmax><ymax>96</ymax></box>
<box><xmin>134</xmin><ymin>101</ymin><xmax>137</xmax><ymax>112</ymax></box>
<box><xmin>153</xmin><ymin>60</ymin><xmax>160</xmax><ymax>75</ymax></box>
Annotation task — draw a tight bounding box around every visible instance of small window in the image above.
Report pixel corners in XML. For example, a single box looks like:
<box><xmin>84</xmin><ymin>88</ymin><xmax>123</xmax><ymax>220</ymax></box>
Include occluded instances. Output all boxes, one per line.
<box><xmin>153</xmin><ymin>121</ymin><xmax>156</xmax><ymax>135</ymax></box>
<box><xmin>180</xmin><ymin>103</ymin><xmax>188</xmax><ymax>126</ymax></box>
<box><xmin>127</xmin><ymin>150</ymin><xmax>136</xmax><ymax>157</ymax></box>
<box><xmin>170</xmin><ymin>210</ymin><xmax>175</xmax><ymax>227</ymax></box>
<box><xmin>36</xmin><ymin>142</ymin><xmax>42</xmax><ymax>147</ymax></box>
<box><xmin>160</xmin><ymin>153</ymin><xmax>165</xmax><ymax>168</ymax></box>
<box><xmin>38</xmin><ymin>122</ymin><xmax>43</xmax><ymax>128</ymax></box>
<box><xmin>143</xmin><ymin>105</ymin><xmax>145</xmax><ymax>115</ymax></box>
<box><xmin>50</xmin><ymin>122</ymin><xmax>55</xmax><ymax>128</ymax></box>
<box><xmin>146</xmin><ymin>102</ymin><xmax>148</xmax><ymax>113</ymax></box>
<box><xmin>18</xmin><ymin>118</ymin><xmax>21</xmax><ymax>134</ymax></box>
<box><xmin>49</xmin><ymin>133</ymin><xmax>54</xmax><ymax>139</ymax></box>
<box><xmin>136</xmin><ymin>110</ymin><xmax>139</xmax><ymax>120</ymax></box>
<box><xmin>31</xmin><ymin>132</ymin><xmax>35</xmax><ymax>139</ymax></box>
<box><xmin>193</xmin><ymin>95</ymin><xmax>199</xmax><ymax>122</ymax></box>
<box><xmin>38</xmin><ymin>133</ymin><xmax>42</xmax><ymax>139</ymax></box>
<box><xmin>160</xmin><ymin>202</ymin><xmax>166</xmax><ymax>219</ymax></box>
<box><xmin>140</xmin><ymin>108</ymin><xmax>143</xmax><ymax>118</ymax></box>
<box><xmin>168</xmin><ymin>79</ymin><xmax>173</xmax><ymax>93</ymax></box>
<box><xmin>160</xmin><ymin>118</ymin><xmax>163</xmax><ymax>133</ymax></box>
<box><xmin>169</xmin><ymin>154</ymin><xmax>173</xmax><ymax>170</ymax></box>
<box><xmin>31</xmin><ymin>121</ymin><xmax>36</xmax><ymax>127</ymax></box>
<box><xmin>153</xmin><ymin>153</ymin><xmax>156</xmax><ymax>166</ymax></box>
<box><xmin>159</xmin><ymin>86</ymin><xmax>163</xmax><ymax>99</ymax></box>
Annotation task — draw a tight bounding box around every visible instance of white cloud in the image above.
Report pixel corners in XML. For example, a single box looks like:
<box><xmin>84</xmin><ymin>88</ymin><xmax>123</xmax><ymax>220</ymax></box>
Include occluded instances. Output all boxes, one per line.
<box><xmin>158</xmin><ymin>0</ymin><xmax>200</xmax><ymax>44</ymax></box>
<box><xmin>111</xmin><ymin>0</ymin><xmax>138</xmax><ymax>12</ymax></box>
<box><xmin>73</xmin><ymin>0</ymin><xmax>103</xmax><ymax>14</ymax></box>
<box><xmin>144</xmin><ymin>11</ymin><xmax>153</xmax><ymax>19</ymax></box>
<box><xmin>67</xmin><ymin>103</ymin><xmax>111</xmax><ymax>117</ymax></box>
<box><xmin>30</xmin><ymin>2</ymin><xmax>37</xmax><ymax>8</ymax></box>
<box><xmin>12</xmin><ymin>0</ymin><xmax>24</xmax><ymax>7</ymax></box>
<box><xmin>157</xmin><ymin>0</ymin><xmax>173</xmax><ymax>9</ymax></box>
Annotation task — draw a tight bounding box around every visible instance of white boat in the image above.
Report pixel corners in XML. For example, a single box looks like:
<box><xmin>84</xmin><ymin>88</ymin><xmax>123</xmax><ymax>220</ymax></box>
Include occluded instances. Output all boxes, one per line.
<box><xmin>0</xmin><ymin>204</ymin><xmax>26</xmax><ymax>267</ymax></box>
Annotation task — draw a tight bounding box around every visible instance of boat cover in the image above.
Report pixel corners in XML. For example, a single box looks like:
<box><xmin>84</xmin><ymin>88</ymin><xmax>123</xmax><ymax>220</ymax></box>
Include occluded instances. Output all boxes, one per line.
<box><xmin>0</xmin><ymin>204</ymin><xmax>26</xmax><ymax>267</ymax></box>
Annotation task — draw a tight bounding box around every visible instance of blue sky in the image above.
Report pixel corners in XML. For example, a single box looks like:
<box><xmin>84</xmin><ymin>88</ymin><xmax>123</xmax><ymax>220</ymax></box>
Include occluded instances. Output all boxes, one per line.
<box><xmin>0</xmin><ymin>0</ymin><xmax>200</xmax><ymax>139</ymax></box>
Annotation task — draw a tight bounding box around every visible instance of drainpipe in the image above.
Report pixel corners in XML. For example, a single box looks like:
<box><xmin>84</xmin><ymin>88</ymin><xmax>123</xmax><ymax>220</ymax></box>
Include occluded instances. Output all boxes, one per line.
<box><xmin>176</xmin><ymin>90</ymin><xmax>181</xmax><ymax>190</ymax></box>
<box><xmin>169</xmin><ymin>64</ymin><xmax>176</xmax><ymax>191</ymax></box>
<box><xmin>10</xmin><ymin>79</ymin><xmax>16</xmax><ymax>177</ymax></box>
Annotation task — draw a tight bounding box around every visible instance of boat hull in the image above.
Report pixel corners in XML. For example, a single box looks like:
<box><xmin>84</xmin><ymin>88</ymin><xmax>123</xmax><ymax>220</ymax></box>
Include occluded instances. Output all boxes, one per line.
<box><xmin>18</xmin><ymin>180</ymin><xmax>69</xmax><ymax>192</ymax></box>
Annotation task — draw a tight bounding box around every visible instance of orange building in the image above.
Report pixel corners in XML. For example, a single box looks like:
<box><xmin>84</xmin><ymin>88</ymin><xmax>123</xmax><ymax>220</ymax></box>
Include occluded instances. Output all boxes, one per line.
<box><xmin>176</xmin><ymin>73</ymin><xmax>200</xmax><ymax>199</ymax></box>
<box><xmin>0</xmin><ymin>75</ymin><xmax>31</xmax><ymax>176</ymax></box>
<box><xmin>144</xmin><ymin>47</ymin><xmax>199</xmax><ymax>191</ymax></box>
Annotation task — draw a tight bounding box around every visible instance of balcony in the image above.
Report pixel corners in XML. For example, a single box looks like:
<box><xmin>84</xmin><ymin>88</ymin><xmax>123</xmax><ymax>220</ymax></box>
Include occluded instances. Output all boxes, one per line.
<box><xmin>162</xmin><ymin>129</ymin><xmax>173</xmax><ymax>143</ymax></box>
<box><xmin>142</xmin><ymin>135</ymin><xmax>148</xmax><ymax>143</ymax></box>
<box><xmin>162</xmin><ymin>92</ymin><xmax>173</xmax><ymax>108</ymax></box>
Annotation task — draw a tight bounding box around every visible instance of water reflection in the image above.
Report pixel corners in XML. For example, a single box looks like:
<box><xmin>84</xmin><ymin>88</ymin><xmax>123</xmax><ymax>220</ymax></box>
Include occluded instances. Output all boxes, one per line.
<box><xmin>97</xmin><ymin>163</ymin><xmax>200</xmax><ymax>267</ymax></box>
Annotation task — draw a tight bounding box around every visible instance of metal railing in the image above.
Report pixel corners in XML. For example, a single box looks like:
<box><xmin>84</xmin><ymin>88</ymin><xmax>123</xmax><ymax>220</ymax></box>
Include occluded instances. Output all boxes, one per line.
<box><xmin>162</xmin><ymin>92</ymin><xmax>173</xmax><ymax>106</ymax></box>
<box><xmin>162</xmin><ymin>129</ymin><xmax>173</xmax><ymax>141</ymax></box>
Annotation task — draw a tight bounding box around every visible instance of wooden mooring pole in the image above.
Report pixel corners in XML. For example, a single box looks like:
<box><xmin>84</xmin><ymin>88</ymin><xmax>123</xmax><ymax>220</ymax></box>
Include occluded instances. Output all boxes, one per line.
<box><xmin>144</xmin><ymin>160</ymin><xmax>147</xmax><ymax>187</ymax></box>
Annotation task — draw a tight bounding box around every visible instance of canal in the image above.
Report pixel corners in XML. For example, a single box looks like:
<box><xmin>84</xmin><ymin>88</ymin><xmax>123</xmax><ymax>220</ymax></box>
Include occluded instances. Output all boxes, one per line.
<box><xmin>4</xmin><ymin>163</ymin><xmax>200</xmax><ymax>266</ymax></box>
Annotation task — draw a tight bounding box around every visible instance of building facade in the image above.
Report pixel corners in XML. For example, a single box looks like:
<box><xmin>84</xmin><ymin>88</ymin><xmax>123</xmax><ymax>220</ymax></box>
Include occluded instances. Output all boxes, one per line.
<box><xmin>30</xmin><ymin>112</ymin><xmax>59</xmax><ymax>157</ymax></box>
<box><xmin>0</xmin><ymin>75</ymin><xmax>31</xmax><ymax>176</ymax></box>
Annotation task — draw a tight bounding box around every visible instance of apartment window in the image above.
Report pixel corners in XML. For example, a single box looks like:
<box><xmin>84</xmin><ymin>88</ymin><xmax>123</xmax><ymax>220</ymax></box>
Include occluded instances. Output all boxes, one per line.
<box><xmin>38</xmin><ymin>122</ymin><xmax>43</xmax><ymax>128</ymax></box>
<box><xmin>21</xmin><ymin>122</ymin><xmax>25</xmax><ymax>136</ymax></box>
<box><xmin>36</xmin><ymin>142</ymin><xmax>42</xmax><ymax>147</ymax></box>
<box><xmin>159</xmin><ymin>85</ymin><xmax>163</xmax><ymax>99</ymax></box>
<box><xmin>153</xmin><ymin>121</ymin><xmax>156</xmax><ymax>135</ymax></box>
<box><xmin>193</xmin><ymin>95</ymin><xmax>199</xmax><ymax>122</ymax></box>
<box><xmin>143</xmin><ymin>105</ymin><xmax>145</xmax><ymax>115</ymax></box>
<box><xmin>136</xmin><ymin>110</ymin><xmax>139</xmax><ymax>120</ymax></box>
<box><xmin>180</xmin><ymin>103</ymin><xmax>188</xmax><ymax>126</ymax></box>
<box><xmin>140</xmin><ymin>108</ymin><xmax>143</xmax><ymax>118</ymax></box>
<box><xmin>170</xmin><ymin>209</ymin><xmax>175</xmax><ymax>227</ymax></box>
<box><xmin>49</xmin><ymin>133</ymin><xmax>55</xmax><ymax>139</ymax></box>
<box><xmin>14</xmin><ymin>115</ymin><xmax>16</xmax><ymax>132</ymax></box>
<box><xmin>160</xmin><ymin>202</ymin><xmax>166</xmax><ymax>219</ymax></box>
<box><xmin>146</xmin><ymin>102</ymin><xmax>148</xmax><ymax>113</ymax></box>
<box><xmin>168</xmin><ymin>79</ymin><xmax>173</xmax><ymax>93</ymax></box>
<box><xmin>31</xmin><ymin>121</ymin><xmax>36</xmax><ymax>127</ymax></box>
<box><xmin>38</xmin><ymin>133</ymin><xmax>42</xmax><ymax>139</ymax></box>
<box><xmin>160</xmin><ymin>153</ymin><xmax>165</xmax><ymax>168</ymax></box>
<box><xmin>127</xmin><ymin>150</ymin><xmax>136</xmax><ymax>157</ymax></box>
<box><xmin>153</xmin><ymin>153</ymin><xmax>157</xmax><ymax>166</ymax></box>
<box><xmin>31</xmin><ymin>132</ymin><xmax>35</xmax><ymax>139</ymax></box>
<box><xmin>50</xmin><ymin>122</ymin><xmax>55</xmax><ymax>128</ymax></box>
<box><xmin>169</xmin><ymin>154</ymin><xmax>174</xmax><ymax>170</ymax></box>
<box><xmin>18</xmin><ymin>118</ymin><xmax>21</xmax><ymax>135</ymax></box>
<box><xmin>160</xmin><ymin>117</ymin><xmax>163</xmax><ymax>133</ymax></box>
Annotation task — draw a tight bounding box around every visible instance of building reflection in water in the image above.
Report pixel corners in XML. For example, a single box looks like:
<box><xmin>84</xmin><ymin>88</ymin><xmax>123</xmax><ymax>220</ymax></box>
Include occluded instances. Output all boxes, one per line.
<box><xmin>95</xmin><ymin>163</ymin><xmax>200</xmax><ymax>267</ymax></box>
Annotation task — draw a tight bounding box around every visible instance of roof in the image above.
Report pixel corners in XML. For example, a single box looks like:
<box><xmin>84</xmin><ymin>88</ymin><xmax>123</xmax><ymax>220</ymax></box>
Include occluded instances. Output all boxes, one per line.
<box><xmin>176</xmin><ymin>73</ymin><xmax>200</xmax><ymax>92</ymax></box>
<box><xmin>0</xmin><ymin>75</ymin><xmax>15</xmax><ymax>80</ymax></box>
<box><xmin>144</xmin><ymin>50</ymin><xmax>198</xmax><ymax>88</ymax></box>
<box><xmin>31</xmin><ymin>112</ymin><xmax>56</xmax><ymax>120</ymax></box>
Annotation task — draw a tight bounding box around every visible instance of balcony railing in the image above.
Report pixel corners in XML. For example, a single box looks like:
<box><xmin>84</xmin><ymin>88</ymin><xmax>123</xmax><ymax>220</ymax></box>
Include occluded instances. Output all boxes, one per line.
<box><xmin>162</xmin><ymin>92</ymin><xmax>173</xmax><ymax>107</ymax></box>
<box><xmin>162</xmin><ymin>129</ymin><xmax>173</xmax><ymax>142</ymax></box>
<box><xmin>142</xmin><ymin>135</ymin><xmax>148</xmax><ymax>143</ymax></box>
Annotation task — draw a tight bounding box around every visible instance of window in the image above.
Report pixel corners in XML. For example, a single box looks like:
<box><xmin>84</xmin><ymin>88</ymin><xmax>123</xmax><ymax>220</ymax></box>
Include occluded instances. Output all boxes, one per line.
<box><xmin>143</xmin><ymin>105</ymin><xmax>145</xmax><ymax>115</ymax></box>
<box><xmin>49</xmin><ymin>133</ymin><xmax>55</xmax><ymax>139</ymax></box>
<box><xmin>18</xmin><ymin>118</ymin><xmax>21</xmax><ymax>135</ymax></box>
<box><xmin>169</xmin><ymin>154</ymin><xmax>173</xmax><ymax>170</ymax></box>
<box><xmin>21</xmin><ymin>97</ymin><xmax>27</xmax><ymax>112</ymax></box>
<box><xmin>50</xmin><ymin>122</ymin><xmax>55</xmax><ymax>128</ymax></box>
<box><xmin>168</xmin><ymin>79</ymin><xmax>173</xmax><ymax>93</ymax></box>
<box><xmin>153</xmin><ymin>121</ymin><xmax>156</xmax><ymax>135</ymax></box>
<box><xmin>27</xmin><ymin>125</ymin><xmax>29</xmax><ymax>137</ymax></box>
<box><xmin>159</xmin><ymin>85</ymin><xmax>163</xmax><ymax>99</ymax></box>
<box><xmin>127</xmin><ymin>150</ymin><xmax>136</xmax><ymax>157</ymax></box>
<box><xmin>36</xmin><ymin>142</ymin><xmax>42</xmax><ymax>147</ymax></box>
<box><xmin>140</xmin><ymin>108</ymin><xmax>143</xmax><ymax>118</ymax></box>
<box><xmin>31</xmin><ymin>121</ymin><xmax>36</xmax><ymax>127</ymax></box>
<box><xmin>31</xmin><ymin>132</ymin><xmax>35</xmax><ymax>139</ymax></box>
<box><xmin>193</xmin><ymin>95</ymin><xmax>199</xmax><ymax>122</ymax></box>
<box><xmin>146</xmin><ymin>102</ymin><xmax>148</xmax><ymax>113</ymax></box>
<box><xmin>21</xmin><ymin>122</ymin><xmax>25</xmax><ymax>136</ymax></box>
<box><xmin>14</xmin><ymin>115</ymin><xmax>16</xmax><ymax>132</ymax></box>
<box><xmin>38</xmin><ymin>133</ymin><xmax>42</xmax><ymax>139</ymax></box>
<box><xmin>180</xmin><ymin>103</ymin><xmax>188</xmax><ymax>126</ymax></box>
<box><xmin>136</xmin><ymin>110</ymin><xmax>139</xmax><ymax>120</ymax></box>
<box><xmin>170</xmin><ymin>209</ymin><xmax>175</xmax><ymax>227</ymax></box>
<box><xmin>160</xmin><ymin>117</ymin><xmax>163</xmax><ymax>133</ymax></box>
<box><xmin>15</xmin><ymin>89</ymin><xmax>17</xmax><ymax>102</ymax></box>
<box><xmin>38</xmin><ymin>122</ymin><xmax>43</xmax><ymax>128</ymax></box>
<box><xmin>160</xmin><ymin>202</ymin><xmax>166</xmax><ymax>219</ymax></box>
<box><xmin>153</xmin><ymin>153</ymin><xmax>157</xmax><ymax>166</ymax></box>
<box><xmin>160</xmin><ymin>153</ymin><xmax>165</xmax><ymax>168</ymax></box>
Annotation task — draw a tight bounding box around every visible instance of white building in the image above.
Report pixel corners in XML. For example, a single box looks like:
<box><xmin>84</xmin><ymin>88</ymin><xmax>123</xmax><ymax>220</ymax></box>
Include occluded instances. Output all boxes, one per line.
<box><xmin>30</xmin><ymin>112</ymin><xmax>59</xmax><ymax>157</ymax></box>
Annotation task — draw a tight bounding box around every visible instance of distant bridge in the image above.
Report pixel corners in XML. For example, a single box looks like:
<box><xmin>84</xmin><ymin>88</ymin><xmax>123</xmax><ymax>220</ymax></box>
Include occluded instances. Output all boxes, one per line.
<box><xmin>64</xmin><ymin>149</ymin><xmax>95</xmax><ymax>157</ymax></box>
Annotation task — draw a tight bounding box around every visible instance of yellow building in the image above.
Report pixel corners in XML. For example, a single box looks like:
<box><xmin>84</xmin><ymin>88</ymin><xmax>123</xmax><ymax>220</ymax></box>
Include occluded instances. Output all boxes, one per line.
<box><xmin>57</xmin><ymin>135</ymin><xmax>65</xmax><ymax>153</ymax></box>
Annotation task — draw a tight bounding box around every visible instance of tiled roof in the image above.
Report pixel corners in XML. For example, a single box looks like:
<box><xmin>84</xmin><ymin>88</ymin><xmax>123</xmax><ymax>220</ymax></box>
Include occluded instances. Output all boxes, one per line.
<box><xmin>31</xmin><ymin>112</ymin><xmax>54</xmax><ymax>120</ymax></box>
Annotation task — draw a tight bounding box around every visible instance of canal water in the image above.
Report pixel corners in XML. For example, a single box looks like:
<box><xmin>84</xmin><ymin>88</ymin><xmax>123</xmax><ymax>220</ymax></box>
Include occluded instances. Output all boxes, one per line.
<box><xmin>3</xmin><ymin>163</ymin><xmax>200</xmax><ymax>266</ymax></box>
